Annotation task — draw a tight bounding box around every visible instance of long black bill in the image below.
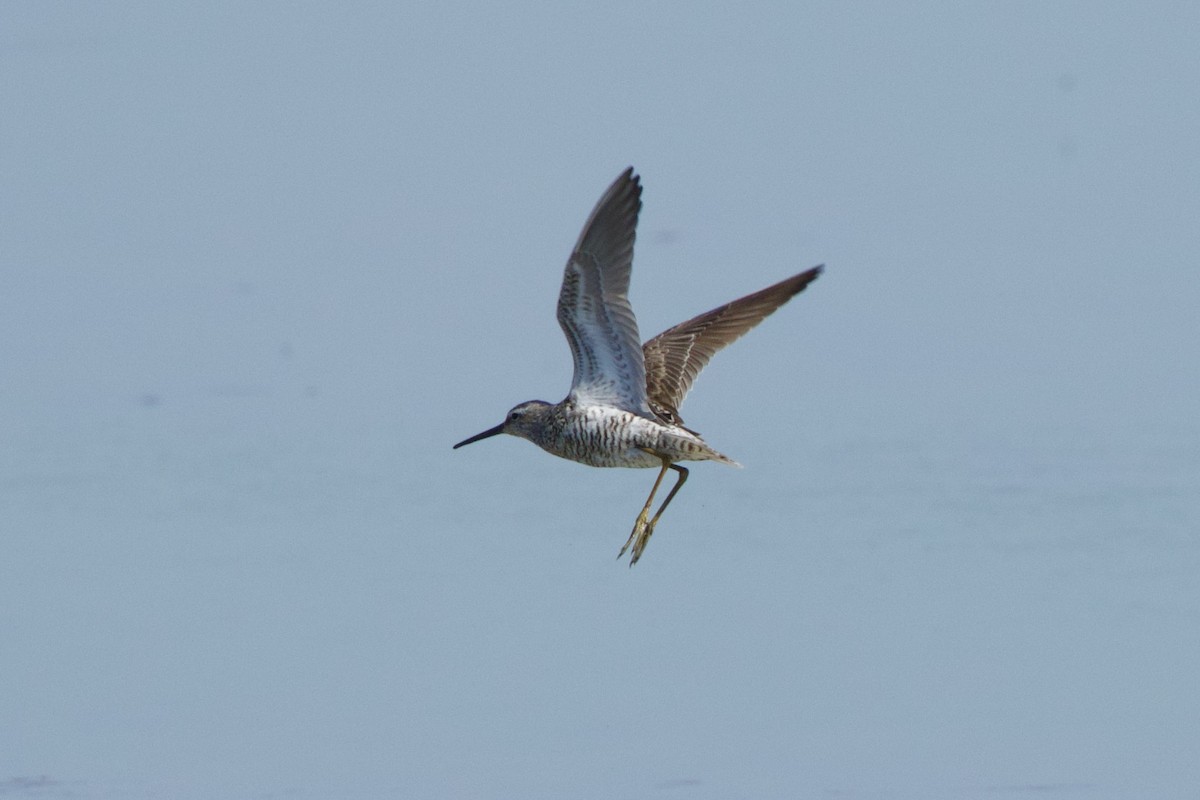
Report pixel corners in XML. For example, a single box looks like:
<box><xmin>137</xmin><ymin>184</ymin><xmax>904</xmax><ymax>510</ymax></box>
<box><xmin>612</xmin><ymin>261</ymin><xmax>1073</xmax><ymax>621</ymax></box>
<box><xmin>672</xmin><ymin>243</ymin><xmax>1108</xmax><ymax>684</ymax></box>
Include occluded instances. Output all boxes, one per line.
<box><xmin>453</xmin><ymin>422</ymin><xmax>505</xmax><ymax>449</ymax></box>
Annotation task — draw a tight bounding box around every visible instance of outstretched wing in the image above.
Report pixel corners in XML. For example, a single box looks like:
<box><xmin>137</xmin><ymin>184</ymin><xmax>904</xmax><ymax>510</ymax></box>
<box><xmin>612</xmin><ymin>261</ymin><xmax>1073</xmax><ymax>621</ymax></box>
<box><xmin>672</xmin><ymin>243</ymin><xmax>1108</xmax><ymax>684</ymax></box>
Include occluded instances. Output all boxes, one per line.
<box><xmin>642</xmin><ymin>266</ymin><xmax>823</xmax><ymax>425</ymax></box>
<box><xmin>557</xmin><ymin>168</ymin><xmax>655</xmax><ymax>417</ymax></box>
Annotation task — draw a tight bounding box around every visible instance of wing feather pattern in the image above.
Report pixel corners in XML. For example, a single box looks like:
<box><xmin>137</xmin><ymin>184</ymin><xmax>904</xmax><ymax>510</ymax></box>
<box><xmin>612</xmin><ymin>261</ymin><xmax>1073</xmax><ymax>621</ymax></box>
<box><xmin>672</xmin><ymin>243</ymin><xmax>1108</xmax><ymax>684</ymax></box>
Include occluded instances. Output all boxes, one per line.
<box><xmin>642</xmin><ymin>266</ymin><xmax>823</xmax><ymax>425</ymax></box>
<box><xmin>557</xmin><ymin>168</ymin><xmax>655</xmax><ymax>417</ymax></box>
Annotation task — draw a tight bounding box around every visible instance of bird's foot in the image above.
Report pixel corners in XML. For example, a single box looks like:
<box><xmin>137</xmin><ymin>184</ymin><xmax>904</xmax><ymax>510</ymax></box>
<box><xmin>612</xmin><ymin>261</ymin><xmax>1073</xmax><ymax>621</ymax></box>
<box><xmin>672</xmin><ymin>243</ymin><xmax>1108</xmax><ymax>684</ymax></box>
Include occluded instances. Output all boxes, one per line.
<box><xmin>618</xmin><ymin>512</ymin><xmax>655</xmax><ymax>566</ymax></box>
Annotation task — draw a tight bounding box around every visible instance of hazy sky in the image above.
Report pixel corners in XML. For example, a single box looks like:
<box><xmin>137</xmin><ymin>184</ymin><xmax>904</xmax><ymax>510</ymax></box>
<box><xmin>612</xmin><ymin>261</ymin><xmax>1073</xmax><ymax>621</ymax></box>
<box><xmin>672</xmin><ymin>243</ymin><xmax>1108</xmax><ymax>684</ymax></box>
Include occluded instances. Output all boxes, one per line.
<box><xmin>5</xmin><ymin>2</ymin><xmax>1198</xmax><ymax>437</ymax></box>
<box><xmin>3</xmin><ymin>3</ymin><xmax>1198</xmax><ymax>798</ymax></box>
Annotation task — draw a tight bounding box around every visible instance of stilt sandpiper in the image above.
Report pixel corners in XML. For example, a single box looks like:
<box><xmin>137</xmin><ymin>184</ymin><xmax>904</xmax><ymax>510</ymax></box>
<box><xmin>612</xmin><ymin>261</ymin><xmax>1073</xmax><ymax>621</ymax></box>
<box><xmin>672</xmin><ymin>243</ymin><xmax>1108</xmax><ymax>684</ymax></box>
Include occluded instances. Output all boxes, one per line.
<box><xmin>454</xmin><ymin>168</ymin><xmax>822</xmax><ymax>565</ymax></box>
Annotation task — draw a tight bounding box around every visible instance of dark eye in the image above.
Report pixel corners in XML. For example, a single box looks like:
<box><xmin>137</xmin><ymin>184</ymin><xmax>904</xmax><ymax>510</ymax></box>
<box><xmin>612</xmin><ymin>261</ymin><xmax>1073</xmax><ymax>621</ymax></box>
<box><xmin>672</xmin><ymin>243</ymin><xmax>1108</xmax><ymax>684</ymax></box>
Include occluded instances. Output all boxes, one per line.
<box><xmin>509</xmin><ymin>409</ymin><xmax>523</xmax><ymax>420</ymax></box>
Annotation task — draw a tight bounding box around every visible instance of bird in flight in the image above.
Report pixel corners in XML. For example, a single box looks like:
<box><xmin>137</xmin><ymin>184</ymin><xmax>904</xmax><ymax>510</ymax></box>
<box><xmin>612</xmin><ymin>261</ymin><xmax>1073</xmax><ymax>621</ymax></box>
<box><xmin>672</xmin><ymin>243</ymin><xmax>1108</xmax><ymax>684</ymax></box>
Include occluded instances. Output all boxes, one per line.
<box><xmin>454</xmin><ymin>168</ymin><xmax>822</xmax><ymax>565</ymax></box>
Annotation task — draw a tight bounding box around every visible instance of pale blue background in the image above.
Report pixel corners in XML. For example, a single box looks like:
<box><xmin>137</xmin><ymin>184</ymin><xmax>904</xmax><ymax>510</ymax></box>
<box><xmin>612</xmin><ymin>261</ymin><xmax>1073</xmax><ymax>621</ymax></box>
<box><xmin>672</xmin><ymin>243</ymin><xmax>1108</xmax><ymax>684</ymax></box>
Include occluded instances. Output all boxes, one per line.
<box><xmin>3</xmin><ymin>3</ymin><xmax>1198</xmax><ymax>799</ymax></box>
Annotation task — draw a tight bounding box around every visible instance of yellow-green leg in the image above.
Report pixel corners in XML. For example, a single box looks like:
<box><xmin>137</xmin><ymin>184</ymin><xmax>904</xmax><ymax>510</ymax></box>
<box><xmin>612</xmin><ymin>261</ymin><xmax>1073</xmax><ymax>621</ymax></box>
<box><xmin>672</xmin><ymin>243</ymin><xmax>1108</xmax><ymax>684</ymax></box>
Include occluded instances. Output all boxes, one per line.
<box><xmin>619</xmin><ymin>457</ymin><xmax>689</xmax><ymax>566</ymax></box>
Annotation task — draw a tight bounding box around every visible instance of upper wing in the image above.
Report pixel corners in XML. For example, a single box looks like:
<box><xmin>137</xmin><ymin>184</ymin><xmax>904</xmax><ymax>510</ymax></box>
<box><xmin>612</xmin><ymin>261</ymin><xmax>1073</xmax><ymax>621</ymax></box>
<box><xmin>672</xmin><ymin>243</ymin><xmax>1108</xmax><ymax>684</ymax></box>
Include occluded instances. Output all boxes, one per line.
<box><xmin>642</xmin><ymin>266</ymin><xmax>823</xmax><ymax>425</ymax></box>
<box><xmin>557</xmin><ymin>168</ymin><xmax>655</xmax><ymax>417</ymax></box>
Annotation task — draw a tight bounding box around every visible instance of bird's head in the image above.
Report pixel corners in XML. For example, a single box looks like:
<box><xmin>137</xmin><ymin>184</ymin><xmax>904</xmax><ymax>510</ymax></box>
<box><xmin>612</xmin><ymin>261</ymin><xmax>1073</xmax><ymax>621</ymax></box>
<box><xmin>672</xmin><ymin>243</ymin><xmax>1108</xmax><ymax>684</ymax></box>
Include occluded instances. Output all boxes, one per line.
<box><xmin>452</xmin><ymin>400</ymin><xmax>553</xmax><ymax>449</ymax></box>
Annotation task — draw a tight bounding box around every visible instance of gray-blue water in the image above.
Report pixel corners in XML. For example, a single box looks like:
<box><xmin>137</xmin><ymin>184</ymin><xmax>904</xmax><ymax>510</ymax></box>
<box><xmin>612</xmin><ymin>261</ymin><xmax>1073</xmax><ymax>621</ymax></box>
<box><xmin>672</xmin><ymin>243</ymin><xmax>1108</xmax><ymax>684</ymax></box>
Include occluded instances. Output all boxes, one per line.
<box><xmin>3</xmin><ymin>3</ymin><xmax>1198</xmax><ymax>798</ymax></box>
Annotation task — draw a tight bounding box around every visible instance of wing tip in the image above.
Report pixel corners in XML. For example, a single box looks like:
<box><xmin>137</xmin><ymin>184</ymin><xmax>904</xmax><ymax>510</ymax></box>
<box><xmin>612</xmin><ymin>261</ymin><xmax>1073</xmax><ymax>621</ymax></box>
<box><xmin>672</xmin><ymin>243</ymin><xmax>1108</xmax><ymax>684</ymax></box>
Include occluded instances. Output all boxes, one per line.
<box><xmin>793</xmin><ymin>264</ymin><xmax>824</xmax><ymax>290</ymax></box>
